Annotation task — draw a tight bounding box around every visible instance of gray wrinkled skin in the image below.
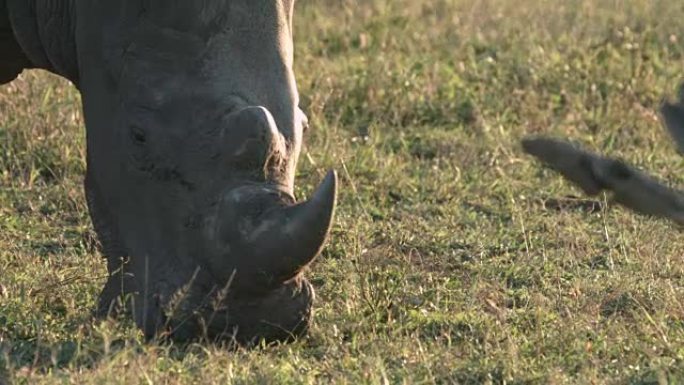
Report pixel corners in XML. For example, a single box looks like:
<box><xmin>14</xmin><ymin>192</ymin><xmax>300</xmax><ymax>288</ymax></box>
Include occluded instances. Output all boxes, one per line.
<box><xmin>1</xmin><ymin>0</ymin><xmax>337</xmax><ymax>344</ymax></box>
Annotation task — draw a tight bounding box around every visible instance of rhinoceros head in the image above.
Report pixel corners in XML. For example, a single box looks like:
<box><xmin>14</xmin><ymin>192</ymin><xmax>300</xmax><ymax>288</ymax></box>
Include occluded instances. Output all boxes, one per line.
<box><xmin>55</xmin><ymin>0</ymin><xmax>338</xmax><ymax>343</ymax></box>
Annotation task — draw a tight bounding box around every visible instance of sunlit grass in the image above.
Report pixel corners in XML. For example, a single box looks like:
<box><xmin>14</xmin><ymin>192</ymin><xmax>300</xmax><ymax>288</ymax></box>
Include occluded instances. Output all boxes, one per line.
<box><xmin>2</xmin><ymin>0</ymin><xmax>684</xmax><ymax>383</ymax></box>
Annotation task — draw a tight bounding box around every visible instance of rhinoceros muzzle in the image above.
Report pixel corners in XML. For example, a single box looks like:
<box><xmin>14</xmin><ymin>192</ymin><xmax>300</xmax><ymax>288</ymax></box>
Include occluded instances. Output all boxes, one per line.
<box><xmin>160</xmin><ymin>171</ymin><xmax>336</xmax><ymax>343</ymax></box>
<box><xmin>167</xmin><ymin>275</ymin><xmax>316</xmax><ymax>344</ymax></box>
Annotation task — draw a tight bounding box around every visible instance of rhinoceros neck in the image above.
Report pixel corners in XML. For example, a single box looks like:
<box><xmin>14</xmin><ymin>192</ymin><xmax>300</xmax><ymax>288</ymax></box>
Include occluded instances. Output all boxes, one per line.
<box><xmin>5</xmin><ymin>0</ymin><xmax>78</xmax><ymax>84</ymax></box>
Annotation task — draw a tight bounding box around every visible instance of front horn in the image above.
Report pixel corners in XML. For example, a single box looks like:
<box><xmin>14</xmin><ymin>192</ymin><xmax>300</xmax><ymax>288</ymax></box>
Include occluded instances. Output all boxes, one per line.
<box><xmin>233</xmin><ymin>170</ymin><xmax>338</xmax><ymax>289</ymax></box>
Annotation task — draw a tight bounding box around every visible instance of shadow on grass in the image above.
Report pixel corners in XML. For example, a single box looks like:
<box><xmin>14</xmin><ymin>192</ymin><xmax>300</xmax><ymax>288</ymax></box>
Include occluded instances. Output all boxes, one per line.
<box><xmin>0</xmin><ymin>311</ymin><xmax>147</xmax><ymax>378</ymax></box>
<box><xmin>2</xmin><ymin>339</ymin><xmax>90</xmax><ymax>372</ymax></box>
<box><xmin>628</xmin><ymin>366</ymin><xmax>684</xmax><ymax>385</ymax></box>
<box><xmin>1</xmin><ymin>333</ymin><xmax>108</xmax><ymax>379</ymax></box>
<box><xmin>0</xmin><ymin>315</ymin><xmax>275</xmax><ymax>380</ymax></box>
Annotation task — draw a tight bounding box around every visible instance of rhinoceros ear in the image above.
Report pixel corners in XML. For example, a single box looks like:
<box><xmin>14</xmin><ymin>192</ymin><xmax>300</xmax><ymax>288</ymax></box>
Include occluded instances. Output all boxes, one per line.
<box><xmin>521</xmin><ymin>138</ymin><xmax>605</xmax><ymax>195</ymax></box>
<box><xmin>660</xmin><ymin>83</ymin><xmax>684</xmax><ymax>154</ymax></box>
<box><xmin>522</xmin><ymin>137</ymin><xmax>684</xmax><ymax>226</ymax></box>
<box><xmin>0</xmin><ymin>8</ymin><xmax>31</xmax><ymax>84</ymax></box>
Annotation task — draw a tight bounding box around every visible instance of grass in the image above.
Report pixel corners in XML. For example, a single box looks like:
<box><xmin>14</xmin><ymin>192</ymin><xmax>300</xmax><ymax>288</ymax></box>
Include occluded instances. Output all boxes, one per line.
<box><xmin>2</xmin><ymin>0</ymin><xmax>684</xmax><ymax>383</ymax></box>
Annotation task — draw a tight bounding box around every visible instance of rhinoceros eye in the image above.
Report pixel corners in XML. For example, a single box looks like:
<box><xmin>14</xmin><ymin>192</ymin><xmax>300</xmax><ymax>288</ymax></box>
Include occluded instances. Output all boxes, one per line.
<box><xmin>130</xmin><ymin>124</ymin><xmax>147</xmax><ymax>145</ymax></box>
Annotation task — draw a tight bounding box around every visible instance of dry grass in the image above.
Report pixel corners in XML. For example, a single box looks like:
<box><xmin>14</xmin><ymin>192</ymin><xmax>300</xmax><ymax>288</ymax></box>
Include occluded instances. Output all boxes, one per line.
<box><xmin>2</xmin><ymin>0</ymin><xmax>684</xmax><ymax>383</ymax></box>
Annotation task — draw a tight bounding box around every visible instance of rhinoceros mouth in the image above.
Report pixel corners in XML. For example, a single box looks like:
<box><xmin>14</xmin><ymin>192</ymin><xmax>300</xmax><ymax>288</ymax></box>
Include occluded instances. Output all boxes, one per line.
<box><xmin>161</xmin><ymin>276</ymin><xmax>315</xmax><ymax>344</ymax></box>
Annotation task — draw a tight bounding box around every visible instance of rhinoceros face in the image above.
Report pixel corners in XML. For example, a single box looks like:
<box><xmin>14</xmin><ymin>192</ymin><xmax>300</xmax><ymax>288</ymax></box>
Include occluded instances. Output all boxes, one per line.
<box><xmin>73</xmin><ymin>0</ymin><xmax>336</xmax><ymax>343</ymax></box>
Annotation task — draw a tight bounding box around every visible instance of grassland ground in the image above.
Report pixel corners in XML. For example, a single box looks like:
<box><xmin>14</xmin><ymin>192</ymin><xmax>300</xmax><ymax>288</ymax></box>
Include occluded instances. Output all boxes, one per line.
<box><xmin>2</xmin><ymin>0</ymin><xmax>684</xmax><ymax>383</ymax></box>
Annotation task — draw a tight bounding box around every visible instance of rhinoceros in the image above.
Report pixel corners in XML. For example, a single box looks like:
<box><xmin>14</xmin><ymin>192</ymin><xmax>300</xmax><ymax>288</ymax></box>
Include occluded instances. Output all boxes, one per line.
<box><xmin>523</xmin><ymin>87</ymin><xmax>684</xmax><ymax>226</ymax></box>
<box><xmin>1</xmin><ymin>0</ymin><xmax>337</xmax><ymax>344</ymax></box>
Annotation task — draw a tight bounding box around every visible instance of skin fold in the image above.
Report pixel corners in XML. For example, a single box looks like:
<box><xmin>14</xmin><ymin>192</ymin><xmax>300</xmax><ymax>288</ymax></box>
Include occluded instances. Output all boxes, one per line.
<box><xmin>0</xmin><ymin>0</ymin><xmax>32</xmax><ymax>83</ymax></box>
